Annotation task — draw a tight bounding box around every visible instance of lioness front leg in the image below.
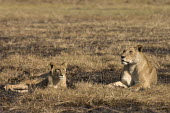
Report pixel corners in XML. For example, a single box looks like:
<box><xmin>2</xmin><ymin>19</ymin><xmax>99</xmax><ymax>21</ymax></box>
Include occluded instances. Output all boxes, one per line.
<box><xmin>107</xmin><ymin>81</ymin><xmax>128</xmax><ymax>88</ymax></box>
<box><xmin>113</xmin><ymin>81</ymin><xmax>128</xmax><ymax>88</ymax></box>
<box><xmin>47</xmin><ymin>76</ymin><xmax>53</xmax><ymax>88</ymax></box>
<box><xmin>4</xmin><ymin>84</ymin><xmax>29</xmax><ymax>93</ymax></box>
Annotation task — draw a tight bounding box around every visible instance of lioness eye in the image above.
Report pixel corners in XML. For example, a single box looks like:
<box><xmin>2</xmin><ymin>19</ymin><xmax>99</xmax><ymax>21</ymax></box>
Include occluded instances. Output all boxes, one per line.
<box><xmin>129</xmin><ymin>51</ymin><xmax>133</xmax><ymax>53</ymax></box>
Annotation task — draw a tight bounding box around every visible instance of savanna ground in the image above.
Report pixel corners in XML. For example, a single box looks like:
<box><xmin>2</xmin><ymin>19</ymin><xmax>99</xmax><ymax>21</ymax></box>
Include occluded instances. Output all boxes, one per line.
<box><xmin>0</xmin><ymin>0</ymin><xmax>170</xmax><ymax>112</ymax></box>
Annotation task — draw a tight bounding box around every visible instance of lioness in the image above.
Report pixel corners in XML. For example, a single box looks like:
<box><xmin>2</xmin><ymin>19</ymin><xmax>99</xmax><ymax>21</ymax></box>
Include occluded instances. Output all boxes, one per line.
<box><xmin>47</xmin><ymin>62</ymin><xmax>67</xmax><ymax>88</ymax></box>
<box><xmin>109</xmin><ymin>45</ymin><xmax>157</xmax><ymax>91</ymax></box>
<box><xmin>4</xmin><ymin>62</ymin><xmax>68</xmax><ymax>93</ymax></box>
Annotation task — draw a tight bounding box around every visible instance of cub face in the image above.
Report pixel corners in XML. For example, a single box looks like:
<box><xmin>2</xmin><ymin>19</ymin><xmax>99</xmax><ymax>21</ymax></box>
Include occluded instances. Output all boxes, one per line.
<box><xmin>50</xmin><ymin>62</ymin><xmax>67</xmax><ymax>79</ymax></box>
<box><xmin>121</xmin><ymin>45</ymin><xmax>143</xmax><ymax>65</ymax></box>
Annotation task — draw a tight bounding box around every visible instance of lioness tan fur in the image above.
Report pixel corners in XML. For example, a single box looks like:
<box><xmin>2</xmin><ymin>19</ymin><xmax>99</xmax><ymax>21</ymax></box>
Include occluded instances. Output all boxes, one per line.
<box><xmin>108</xmin><ymin>45</ymin><xmax>157</xmax><ymax>91</ymax></box>
<box><xmin>4</xmin><ymin>62</ymin><xmax>68</xmax><ymax>93</ymax></box>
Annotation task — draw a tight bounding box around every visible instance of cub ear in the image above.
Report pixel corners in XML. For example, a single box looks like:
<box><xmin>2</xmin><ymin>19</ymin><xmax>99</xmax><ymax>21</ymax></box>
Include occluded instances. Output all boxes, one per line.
<box><xmin>62</xmin><ymin>62</ymin><xmax>67</xmax><ymax>67</ymax></box>
<box><xmin>49</xmin><ymin>62</ymin><xmax>55</xmax><ymax>69</ymax></box>
<box><xmin>136</xmin><ymin>45</ymin><xmax>143</xmax><ymax>52</ymax></box>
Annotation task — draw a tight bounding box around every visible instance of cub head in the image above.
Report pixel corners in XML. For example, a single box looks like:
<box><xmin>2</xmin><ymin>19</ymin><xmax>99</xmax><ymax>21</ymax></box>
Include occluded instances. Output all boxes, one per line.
<box><xmin>121</xmin><ymin>45</ymin><xmax>143</xmax><ymax>65</ymax></box>
<box><xmin>50</xmin><ymin>62</ymin><xmax>67</xmax><ymax>79</ymax></box>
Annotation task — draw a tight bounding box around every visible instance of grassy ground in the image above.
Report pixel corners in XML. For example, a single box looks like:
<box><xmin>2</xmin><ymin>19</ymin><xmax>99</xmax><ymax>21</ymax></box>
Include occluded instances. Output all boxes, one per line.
<box><xmin>0</xmin><ymin>0</ymin><xmax>170</xmax><ymax>112</ymax></box>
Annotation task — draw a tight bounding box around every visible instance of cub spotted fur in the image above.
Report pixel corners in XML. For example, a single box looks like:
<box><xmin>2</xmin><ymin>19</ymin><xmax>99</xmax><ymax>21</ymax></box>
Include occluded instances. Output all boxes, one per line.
<box><xmin>48</xmin><ymin>62</ymin><xmax>67</xmax><ymax>88</ymax></box>
<box><xmin>109</xmin><ymin>45</ymin><xmax>157</xmax><ymax>91</ymax></box>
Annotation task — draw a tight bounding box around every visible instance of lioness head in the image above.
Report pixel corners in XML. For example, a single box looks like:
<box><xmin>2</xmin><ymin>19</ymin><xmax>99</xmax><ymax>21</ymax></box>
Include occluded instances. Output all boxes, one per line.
<box><xmin>50</xmin><ymin>62</ymin><xmax>67</xmax><ymax>79</ymax></box>
<box><xmin>121</xmin><ymin>45</ymin><xmax>143</xmax><ymax>65</ymax></box>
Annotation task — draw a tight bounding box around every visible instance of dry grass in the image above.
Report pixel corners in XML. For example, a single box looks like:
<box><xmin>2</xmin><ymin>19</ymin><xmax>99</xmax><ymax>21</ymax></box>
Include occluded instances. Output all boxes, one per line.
<box><xmin>0</xmin><ymin>0</ymin><xmax>170</xmax><ymax>112</ymax></box>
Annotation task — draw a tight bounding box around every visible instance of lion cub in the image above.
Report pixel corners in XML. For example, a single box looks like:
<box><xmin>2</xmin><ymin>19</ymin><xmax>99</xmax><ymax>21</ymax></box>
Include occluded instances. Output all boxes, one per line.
<box><xmin>48</xmin><ymin>62</ymin><xmax>67</xmax><ymax>88</ymax></box>
<box><xmin>109</xmin><ymin>45</ymin><xmax>157</xmax><ymax>91</ymax></box>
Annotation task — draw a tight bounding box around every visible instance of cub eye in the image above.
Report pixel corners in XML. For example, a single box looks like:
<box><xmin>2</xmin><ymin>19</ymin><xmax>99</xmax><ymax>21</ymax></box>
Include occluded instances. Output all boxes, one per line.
<box><xmin>129</xmin><ymin>51</ymin><xmax>133</xmax><ymax>53</ymax></box>
<box><xmin>123</xmin><ymin>50</ymin><xmax>126</xmax><ymax>53</ymax></box>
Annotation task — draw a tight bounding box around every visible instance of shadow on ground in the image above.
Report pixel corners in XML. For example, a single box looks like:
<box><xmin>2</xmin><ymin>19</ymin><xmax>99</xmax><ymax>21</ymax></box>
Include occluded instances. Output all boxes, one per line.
<box><xmin>67</xmin><ymin>64</ymin><xmax>121</xmax><ymax>87</ymax></box>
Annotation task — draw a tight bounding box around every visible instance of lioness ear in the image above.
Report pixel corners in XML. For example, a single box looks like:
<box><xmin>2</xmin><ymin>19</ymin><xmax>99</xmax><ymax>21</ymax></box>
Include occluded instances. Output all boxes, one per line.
<box><xmin>62</xmin><ymin>62</ymin><xmax>67</xmax><ymax>67</ymax></box>
<box><xmin>50</xmin><ymin>62</ymin><xmax>55</xmax><ymax>69</ymax></box>
<box><xmin>136</xmin><ymin>45</ymin><xmax>143</xmax><ymax>52</ymax></box>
